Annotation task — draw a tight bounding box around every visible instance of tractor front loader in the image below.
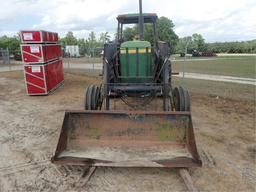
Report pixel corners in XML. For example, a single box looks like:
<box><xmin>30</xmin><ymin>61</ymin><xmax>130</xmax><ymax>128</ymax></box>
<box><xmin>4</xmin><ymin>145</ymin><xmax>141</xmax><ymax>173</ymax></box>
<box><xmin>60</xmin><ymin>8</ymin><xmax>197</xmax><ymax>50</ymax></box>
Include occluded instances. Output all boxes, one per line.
<box><xmin>52</xmin><ymin>0</ymin><xmax>201</xmax><ymax>189</ymax></box>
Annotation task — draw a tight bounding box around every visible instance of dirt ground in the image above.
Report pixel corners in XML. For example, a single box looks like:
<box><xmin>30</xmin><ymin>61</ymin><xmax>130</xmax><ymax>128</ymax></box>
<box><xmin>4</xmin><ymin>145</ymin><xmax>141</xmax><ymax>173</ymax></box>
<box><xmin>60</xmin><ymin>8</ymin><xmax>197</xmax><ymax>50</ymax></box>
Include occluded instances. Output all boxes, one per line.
<box><xmin>0</xmin><ymin>70</ymin><xmax>255</xmax><ymax>192</ymax></box>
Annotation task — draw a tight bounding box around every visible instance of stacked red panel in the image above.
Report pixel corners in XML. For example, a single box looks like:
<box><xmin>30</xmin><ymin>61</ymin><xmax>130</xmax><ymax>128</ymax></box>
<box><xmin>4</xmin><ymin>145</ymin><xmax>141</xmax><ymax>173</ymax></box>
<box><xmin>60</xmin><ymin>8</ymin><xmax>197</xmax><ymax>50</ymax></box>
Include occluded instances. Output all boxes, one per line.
<box><xmin>55</xmin><ymin>60</ymin><xmax>64</xmax><ymax>84</ymax></box>
<box><xmin>20</xmin><ymin>30</ymin><xmax>58</xmax><ymax>43</ymax></box>
<box><xmin>21</xmin><ymin>30</ymin><xmax>64</xmax><ymax>95</ymax></box>
<box><xmin>24</xmin><ymin>60</ymin><xmax>64</xmax><ymax>95</ymax></box>
<box><xmin>21</xmin><ymin>44</ymin><xmax>61</xmax><ymax>64</ymax></box>
<box><xmin>24</xmin><ymin>65</ymin><xmax>47</xmax><ymax>95</ymax></box>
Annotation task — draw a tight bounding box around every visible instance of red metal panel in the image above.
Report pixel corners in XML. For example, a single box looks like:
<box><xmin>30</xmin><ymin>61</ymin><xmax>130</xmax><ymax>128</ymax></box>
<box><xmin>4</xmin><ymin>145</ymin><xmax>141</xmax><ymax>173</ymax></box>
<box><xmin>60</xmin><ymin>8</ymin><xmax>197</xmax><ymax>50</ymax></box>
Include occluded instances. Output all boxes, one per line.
<box><xmin>20</xmin><ymin>31</ymin><xmax>42</xmax><ymax>43</ymax></box>
<box><xmin>21</xmin><ymin>44</ymin><xmax>61</xmax><ymax>64</ymax></box>
<box><xmin>21</xmin><ymin>44</ymin><xmax>43</xmax><ymax>63</ymax></box>
<box><xmin>56</xmin><ymin>60</ymin><xmax>64</xmax><ymax>84</ymax></box>
<box><xmin>24</xmin><ymin>65</ymin><xmax>47</xmax><ymax>95</ymax></box>
<box><xmin>20</xmin><ymin>30</ymin><xmax>59</xmax><ymax>43</ymax></box>
<box><xmin>45</xmin><ymin>60</ymin><xmax>64</xmax><ymax>92</ymax></box>
<box><xmin>24</xmin><ymin>60</ymin><xmax>64</xmax><ymax>95</ymax></box>
<box><xmin>44</xmin><ymin>44</ymin><xmax>62</xmax><ymax>62</ymax></box>
<box><xmin>46</xmin><ymin>62</ymin><xmax>58</xmax><ymax>91</ymax></box>
<box><xmin>59</xmin><ymin>60</ymin><xmax>64</xmax><ymax>83</ymax></box>
<box><xmin>53</xmin><ymin>33</ymin><xmax>58</xmax><ymax>41</ymax></box>
<box><xmin>46</xmin><ymin>31</ymin><xmax>50</xmax><ymax>42</ymax></box>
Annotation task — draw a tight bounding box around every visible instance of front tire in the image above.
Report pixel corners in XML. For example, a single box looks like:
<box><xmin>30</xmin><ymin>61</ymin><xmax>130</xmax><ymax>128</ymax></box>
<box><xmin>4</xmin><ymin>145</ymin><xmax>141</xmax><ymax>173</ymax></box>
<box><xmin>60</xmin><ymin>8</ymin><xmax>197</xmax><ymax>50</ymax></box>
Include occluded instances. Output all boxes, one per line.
<box><xmin>84</xmin><ymin>85</ymin><xmax>101</xmax><ymax>110</ymax></box>
<box><xmin>172</xmin><ymin>86</ymin><xmax>191</xmax><ymax>111</ymax></box>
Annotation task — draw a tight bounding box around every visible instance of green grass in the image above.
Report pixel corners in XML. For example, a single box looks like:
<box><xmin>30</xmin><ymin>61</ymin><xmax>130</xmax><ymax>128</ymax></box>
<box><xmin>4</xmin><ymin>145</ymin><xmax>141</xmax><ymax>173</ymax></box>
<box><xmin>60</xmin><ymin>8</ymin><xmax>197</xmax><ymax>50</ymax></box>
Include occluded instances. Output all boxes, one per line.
<box><xmin>172</xmin><ymin>56</ymin><xmax>256</xmax><ymax>78</ymax></box>
<box><xmin>173</xmin><ymin>77</ymin><xmax>255</xmax><ymax>101</ymax></box>
<box><xmin>62</xmin><ymin>56</ymin><xmax>256</xmax><ymax>78</ymax></box>
<box><xmin>64</xmin><ymin>68</ymin><xmax>255</xmax><ymax>101</ymax></box>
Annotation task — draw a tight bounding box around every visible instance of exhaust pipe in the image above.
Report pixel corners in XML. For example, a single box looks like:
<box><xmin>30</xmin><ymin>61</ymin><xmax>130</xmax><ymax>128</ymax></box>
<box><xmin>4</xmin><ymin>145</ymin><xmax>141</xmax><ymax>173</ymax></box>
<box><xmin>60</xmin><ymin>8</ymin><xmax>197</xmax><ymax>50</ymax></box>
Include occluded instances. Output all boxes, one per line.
<box><xmin>139</xmin><ymin>0</ymin><xmax>144</xmax><ymax>40</ymax></box>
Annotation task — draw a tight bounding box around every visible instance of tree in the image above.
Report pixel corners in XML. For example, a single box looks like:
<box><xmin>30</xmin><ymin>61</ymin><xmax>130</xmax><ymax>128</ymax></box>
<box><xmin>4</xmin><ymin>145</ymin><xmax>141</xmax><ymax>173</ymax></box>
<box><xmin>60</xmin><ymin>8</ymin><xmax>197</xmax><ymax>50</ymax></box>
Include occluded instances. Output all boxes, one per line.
<box><xmin>61</xmin><ymin>31</ymin><xmax>78</xmax><ymax>46</ymax></box>
<box><xmin>122</xmin><ymin>17</ymin><xmax>179</xmax><ymax>53</ymax></box>
<box><xmin>157</xmin><ymin>17</ymin><xmax>179</xmax><ymax>53</ymax></box>
<box><xmin>144</xmin><ymin>23</ymin><xmax>154</xmax><ymax>44</ymax></box>
<box><xmin>175</xmin><ymin>36</ymin><xmax>193</xmax><ymax>54</ymax></box>
<box><xmin>123</xmin><ymin>27</ymin><xmax>137</xmax><ymax>41</ymax></box>
<box><xmin>205</xmin><ymin>40</ymin><xmax>256</xmax><ymax>53</ymax></box>
<box><xmin>99</xmin><ymin>32</ymin><xmax>110</xmax><ymax>45</ymax></box>
<box><xmin>87</xmin><ymin>31</ymin><xmax>100</xmax><ymax>56</ymax></box>
<box><xmin>0</xmin><ymin>35</ymin><xmax>20</xmax><ymax>54</ymax></box>
<box><xmin>88</xmin><ymin>31</ymin><xmax>97</xmax><ymax>48</ymax></box>
<box><xmin>88</xmin><ymin>32</ymin><xmax>96</xmax><ymax>43</ymax></box>
<box><xmin>175</xmin><ymin>33</ymin><xmax>208</xmax><ymax>54</ymax></box>
<box><xmin>77</xmin><ymin>38</ymin><xmax>87</xmax><ymax>56</ymax></box>
<box><xmin>192</xmin><ymin>33</ymin><xmax>206</xmax><ymax>51</ymax></box>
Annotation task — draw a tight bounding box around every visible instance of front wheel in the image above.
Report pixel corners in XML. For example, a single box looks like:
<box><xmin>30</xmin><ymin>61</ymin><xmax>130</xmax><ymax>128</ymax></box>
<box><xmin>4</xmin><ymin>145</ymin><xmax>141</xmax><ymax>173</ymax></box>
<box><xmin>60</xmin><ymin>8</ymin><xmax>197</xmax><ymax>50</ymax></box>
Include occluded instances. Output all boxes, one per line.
<box><xmin>84</xmin><ymin>85</ymin><xmax>101</xmax><ymax>110</ymax></box>
<box><xmin>172</xmin><ymin>86</ymin><xmax>191</xmax><ymax>111</ymax></box>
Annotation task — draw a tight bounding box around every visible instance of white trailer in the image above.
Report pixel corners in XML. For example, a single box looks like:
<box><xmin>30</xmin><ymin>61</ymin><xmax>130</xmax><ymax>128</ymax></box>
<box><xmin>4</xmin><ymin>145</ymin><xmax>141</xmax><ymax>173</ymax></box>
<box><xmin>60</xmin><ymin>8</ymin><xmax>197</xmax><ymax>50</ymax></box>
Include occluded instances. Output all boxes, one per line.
<box><xmin>65</xmin><ymin>45</ymin><xmax>80</xmax><ymax>57</ymax></box>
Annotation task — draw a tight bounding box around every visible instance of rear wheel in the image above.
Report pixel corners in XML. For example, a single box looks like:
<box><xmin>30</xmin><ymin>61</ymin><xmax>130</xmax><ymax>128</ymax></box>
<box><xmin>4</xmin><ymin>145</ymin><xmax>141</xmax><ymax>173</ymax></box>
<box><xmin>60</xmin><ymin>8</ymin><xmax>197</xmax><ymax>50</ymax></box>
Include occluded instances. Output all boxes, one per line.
<box><xmin>172</xmin><ymin>86</ymin><xmax>191</xmax><ymax>111</ymax></box>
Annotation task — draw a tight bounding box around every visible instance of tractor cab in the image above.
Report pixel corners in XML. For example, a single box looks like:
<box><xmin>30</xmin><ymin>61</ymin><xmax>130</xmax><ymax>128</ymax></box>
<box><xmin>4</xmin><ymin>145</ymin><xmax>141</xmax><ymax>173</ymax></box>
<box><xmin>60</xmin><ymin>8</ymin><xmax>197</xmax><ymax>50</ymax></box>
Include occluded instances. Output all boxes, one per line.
<box><xmin>103</xmin><ymin>13</ymin><xmax>170</xmax><ymax>85</ymax></box>
<box><xmin>117</xmin><ymin>13</ymin><xmax>157</xmax><ymax>83</ymax></box>
<box><xmin>116</xmin><ymin>13</ymin><xmax>158</xmax><ymax>44</ymax></box>
<box><xmin>102</xmin><ymin>11</ymin><xmax>171</xmax><ymax>109</ymax></box>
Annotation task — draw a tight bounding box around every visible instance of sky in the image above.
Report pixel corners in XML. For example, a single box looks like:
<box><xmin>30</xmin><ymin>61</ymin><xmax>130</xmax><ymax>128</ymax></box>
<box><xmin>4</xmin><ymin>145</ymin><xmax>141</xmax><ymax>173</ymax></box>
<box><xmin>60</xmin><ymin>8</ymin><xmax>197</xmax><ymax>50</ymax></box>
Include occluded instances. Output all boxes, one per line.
<box><xmin>0</xmin><ymin>0</ymin><xmax>255</xmax><ymax>42</ymax></box>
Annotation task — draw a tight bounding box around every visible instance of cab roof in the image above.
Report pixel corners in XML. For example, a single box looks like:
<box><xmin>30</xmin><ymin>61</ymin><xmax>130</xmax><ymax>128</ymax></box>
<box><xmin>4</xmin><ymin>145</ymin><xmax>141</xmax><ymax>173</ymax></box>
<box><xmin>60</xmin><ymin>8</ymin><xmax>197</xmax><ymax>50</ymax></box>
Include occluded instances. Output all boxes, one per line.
<box><xmin>117</xmin><ymin>13</ymin><xmax>158</xmax><ymax>24</ymax></box>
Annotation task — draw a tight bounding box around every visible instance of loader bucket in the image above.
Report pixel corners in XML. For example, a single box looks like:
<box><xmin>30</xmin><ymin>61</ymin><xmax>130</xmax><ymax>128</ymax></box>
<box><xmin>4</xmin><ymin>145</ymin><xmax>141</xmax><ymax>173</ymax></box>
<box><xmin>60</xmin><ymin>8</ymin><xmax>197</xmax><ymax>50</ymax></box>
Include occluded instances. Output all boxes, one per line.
<box><xmin>52</xmin><ymin>111</ymin><xmax>202</xmax><ymax>168</ymax></box>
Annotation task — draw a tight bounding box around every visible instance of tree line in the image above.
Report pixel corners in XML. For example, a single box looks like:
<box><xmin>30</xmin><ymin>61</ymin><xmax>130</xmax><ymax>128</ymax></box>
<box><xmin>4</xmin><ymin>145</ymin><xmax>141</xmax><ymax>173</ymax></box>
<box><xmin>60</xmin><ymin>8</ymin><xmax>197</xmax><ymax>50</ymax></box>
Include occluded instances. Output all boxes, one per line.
<box><xmin>205</xmin><ymin>40</ymin><xmax>256</xmax><ymax>53</ymax></box>
<box><xmin>175</xmin><ymin>34</ymin><xmax>256</xmax><ymax>54</ymax></box>
<box><xmin>122</xmin><ymin>17</ymin><xmax>179</xmax><ymax>53</ymax></box>
<box><xmin>60</xmin><ymin>31</ymin><xmax>110</xmax><ymax>56</ymax></box>
<box><xmin>0</xmin><ymin>17</ymin><xmax>255</xmax><ymax>56</ymax></box>
<box><xmin>0</xmin><ymin>35</ymin><xmax>20</xmax><ymax>54</ymax></box>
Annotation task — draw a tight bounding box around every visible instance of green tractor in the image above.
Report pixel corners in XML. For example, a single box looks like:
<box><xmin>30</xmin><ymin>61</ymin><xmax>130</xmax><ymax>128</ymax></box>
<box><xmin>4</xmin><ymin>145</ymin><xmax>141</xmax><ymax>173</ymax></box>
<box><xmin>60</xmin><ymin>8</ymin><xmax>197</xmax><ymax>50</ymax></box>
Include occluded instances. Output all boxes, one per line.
<box><xmin>52</xmin><ymin>0</ymin><xmax>201</xmax><ymax>175</ymax></box>
<box><xmin>84</xmin><ymin>10</ymin><xmax>190</xmax><ymax>112</ymax></box>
